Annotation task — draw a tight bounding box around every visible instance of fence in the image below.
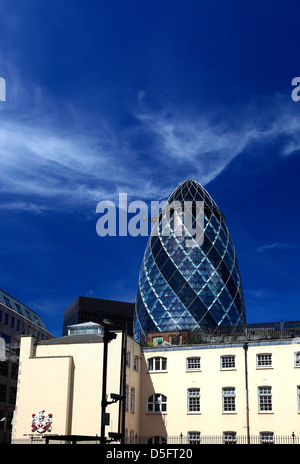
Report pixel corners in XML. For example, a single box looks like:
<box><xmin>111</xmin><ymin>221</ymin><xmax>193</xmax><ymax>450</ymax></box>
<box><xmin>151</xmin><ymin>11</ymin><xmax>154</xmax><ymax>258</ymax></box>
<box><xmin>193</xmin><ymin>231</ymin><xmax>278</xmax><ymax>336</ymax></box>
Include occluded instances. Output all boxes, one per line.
<box><xmin>143</xmin><ymin>320</ymin><xmax>300</xmax><ymax>347</ymax></box>
<box><xmin>10</xmin><ymin>433</ymin><xmax>300</xmax><ymax>445</ymax></box>
<box><xmin>123</xmin><ymin>434</ymin><xmax>300</xmax><ymax>445</ymax></box>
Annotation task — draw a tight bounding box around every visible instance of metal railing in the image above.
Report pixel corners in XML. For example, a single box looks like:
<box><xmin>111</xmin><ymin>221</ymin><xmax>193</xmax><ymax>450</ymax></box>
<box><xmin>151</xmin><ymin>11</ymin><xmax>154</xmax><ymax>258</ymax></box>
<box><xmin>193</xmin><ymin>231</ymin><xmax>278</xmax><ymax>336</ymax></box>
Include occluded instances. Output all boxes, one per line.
<box><xmin>143</xmin><ymin>320</ymin><xmax>300</xmax><ymax>347</ymax></box>
<box><xmin>124</xmin><ymin>433</ymin><xmax>300</xmax><ymax>445</ymax></box>
<box><xmin>10</xmin><ymin>433</ymin><xmax>299</xmax><ymax>444</ymax></box>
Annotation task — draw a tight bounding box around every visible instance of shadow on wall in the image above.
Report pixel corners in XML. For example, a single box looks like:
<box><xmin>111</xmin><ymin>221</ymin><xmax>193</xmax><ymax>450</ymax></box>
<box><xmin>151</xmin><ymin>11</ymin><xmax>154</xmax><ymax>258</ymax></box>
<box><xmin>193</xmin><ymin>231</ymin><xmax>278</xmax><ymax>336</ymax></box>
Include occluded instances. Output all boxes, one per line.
<box><xmin>138</xmin><ymin>355</ymin><xmax>168</xmax><ymax>444</ymax></box>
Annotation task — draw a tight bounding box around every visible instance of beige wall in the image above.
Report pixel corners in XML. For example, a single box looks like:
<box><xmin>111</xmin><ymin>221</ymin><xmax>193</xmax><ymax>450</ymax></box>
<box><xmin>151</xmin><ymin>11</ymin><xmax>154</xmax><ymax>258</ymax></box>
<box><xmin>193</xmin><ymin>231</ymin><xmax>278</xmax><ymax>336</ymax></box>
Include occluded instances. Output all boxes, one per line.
<box><xmin>13</xmin><ymin>332</ymin><xmax>142</xmax><ymax>443</ymax></box>
<box><xmin>140</xmin><ymin>340</ymin><xmax>300</xmax><ymax>439</ymax></box>
<box><xmin>12</xmin><ymin>334</ymin><xmax>300</xmax><ymax>443</ymax></box>
<box><xmin>13</xmin><ymin>334</ymin><xmax>117</xmax><ymax>442</ymax></box>
<box><xmin>124</xmin><ymin>336</ymin><xmax>142</xmax><ymax>440</ymax></box>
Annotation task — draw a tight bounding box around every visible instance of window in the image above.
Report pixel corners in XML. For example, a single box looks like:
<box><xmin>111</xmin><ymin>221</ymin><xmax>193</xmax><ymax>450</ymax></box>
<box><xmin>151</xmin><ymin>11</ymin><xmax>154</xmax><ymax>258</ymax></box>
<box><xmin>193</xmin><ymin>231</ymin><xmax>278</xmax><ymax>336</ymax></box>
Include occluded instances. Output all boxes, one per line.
<box><xmin>186</xmin><ymin>357</ymin><xmax>201</xmax><ymax>371</ymax></box>
<box><xmin>9</xmin><ymin>386</ymin><xmax>16</xmax><ymax>404</ymax></box>
<box><xmin>297</xmin><ymin>386</ymin><xmax>300</xmax><ymax>412</ymax></box>
<box><xmin>294</xmin><ymin>352</ymin><xmax>300</xmax><ymax>367</ymax></box>
<box><xmin>0</xmin><ymin>384</ymin><xmax>7</xmax><ymax>402</ymax></box>
<box><xmin>147</xmin><ymin>357</ymin><xmax>167</xmax><ymax>372</ymax></box>
<box><xmin>223</xmin><ymin>432</ymin><xmax>237</xmax><ymax>444</ymax></box>
<box><xmin>134</xmin><ymin>356</ymin><xmax>139</xmax><ymax>371</ymax></box>
<box><xmin>147</xmin><ymin>394</ymin><xmax>167</xmax><ymax>413</ymax></box>
<box><xmin>125</xmin><ymin>385</ymin><xmax>128</xmax><ymax>411</ymax></box>
<box><xmin>0</xmin><ymin>361</ymin><xmax>9</xmax><ymax>377</ymax></box>
<box><xmin>260</xmin><ymin>432</ymin><xmax>274</xmax><ymax>444</ymax></box>
<box><xmin>257</xmin><ymin>354</ymin><xmax>272</xmax><ymax>368</ymax></box>
<box><xmin>130</xmin><ymin>387</ymin><xmax>135</xmax><ymax>413</ymax></box>
<box><xmin>221</xmin><ymin>355</ymin><xmax>235</xmax><ymax>369</ymax></box>
<box><xmin>147</xmin><ymin>437</ymin><xmax>167</xmax><ymax>444</ymax></box>
<box><xmin>188</xmin><ymin>432</ymin><xmax>201</xmax><ymax>444</ymax></box>
<box><xmin>11</xmin><ymin>362</ymin><xmax>18</xmax><ymax>380</ymax></box>
<box><xmin>222</xmin><ymin>388</ymin><xmax>236</xmax><ymax>412</ymax></box>
<box><xmin>129</xmin><ymin>430</ymin><xmax>134</xmax><ymax>444</ymax></box>
<box><xmin>24</xmin><ymin>309</ymin><xmax>32</xmax><ymax>321</ymax></box>
<box><xmin>187</xmin><ymin>388</ymin><xmax>200</xmax><ymax>413</ymax></box>
<box><xmin>258</xmin><ymin>387</ymin><xmax>272</xmax><ymax>412</ymax></box>
<box><xmin>126</xmin><ymin>351</ymin><xmax>131</xmax><ymax>366</ymax></box>
<box><xmin>14</xmin><ymin>303</ymin><xmax>23</xmax><ymax>314</ymax></box>
<box><xmin>3</xmin><ymin>297</ymin><xmax>12</xmax><ymax>308</ymax></box>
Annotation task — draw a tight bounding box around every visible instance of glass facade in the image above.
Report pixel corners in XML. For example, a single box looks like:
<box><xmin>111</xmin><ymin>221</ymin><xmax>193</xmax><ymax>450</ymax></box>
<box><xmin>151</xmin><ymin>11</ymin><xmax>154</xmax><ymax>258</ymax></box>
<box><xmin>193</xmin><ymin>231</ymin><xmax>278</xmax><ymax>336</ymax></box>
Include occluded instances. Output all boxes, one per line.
<box><xmin>134</xmin><ymin>179</ymin><xmax>246</xmax><ymax>341</ymax></box>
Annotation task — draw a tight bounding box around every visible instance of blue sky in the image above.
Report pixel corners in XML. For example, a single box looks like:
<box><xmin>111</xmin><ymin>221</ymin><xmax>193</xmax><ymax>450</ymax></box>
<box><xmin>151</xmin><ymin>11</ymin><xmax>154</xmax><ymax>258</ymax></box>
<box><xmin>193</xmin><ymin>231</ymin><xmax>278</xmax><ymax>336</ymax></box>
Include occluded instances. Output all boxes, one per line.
<box><xmin>0</xmin><ymin>0</ymin><xmax>300</xmax><ymax>337</ymax></box>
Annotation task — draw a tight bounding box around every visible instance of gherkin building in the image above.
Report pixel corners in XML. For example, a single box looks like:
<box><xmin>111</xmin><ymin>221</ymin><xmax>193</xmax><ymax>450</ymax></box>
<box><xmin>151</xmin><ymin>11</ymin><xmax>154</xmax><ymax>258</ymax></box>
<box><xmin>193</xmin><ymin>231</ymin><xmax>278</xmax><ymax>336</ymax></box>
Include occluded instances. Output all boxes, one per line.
<box><xmin>134</xmin><ymin>179</ymin><xmax>246</xmax><ymax>341</ymax></box>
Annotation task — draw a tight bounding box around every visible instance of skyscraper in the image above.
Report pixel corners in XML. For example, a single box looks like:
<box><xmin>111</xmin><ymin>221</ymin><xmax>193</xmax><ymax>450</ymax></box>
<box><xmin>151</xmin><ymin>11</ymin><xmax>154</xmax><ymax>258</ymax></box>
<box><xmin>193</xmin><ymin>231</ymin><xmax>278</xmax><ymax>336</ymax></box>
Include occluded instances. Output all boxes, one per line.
<box><xmin>134</xmin><ymin>179</ymin><xmax>246</xmax><ymax>341</ymax></box>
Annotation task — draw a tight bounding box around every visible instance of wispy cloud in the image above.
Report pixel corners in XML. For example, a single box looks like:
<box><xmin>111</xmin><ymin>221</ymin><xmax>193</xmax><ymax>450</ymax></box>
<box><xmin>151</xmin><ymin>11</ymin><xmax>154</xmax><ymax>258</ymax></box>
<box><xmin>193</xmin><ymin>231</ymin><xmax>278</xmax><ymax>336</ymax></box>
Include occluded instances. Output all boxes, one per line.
<box><xmin>1</xmin><ymin>74</ymin><xmax>300</xmax><ymax>214</ymax></box>
<box><xmin>257</xmin><ymin>241</ymin><xmax>295</xmax><ymax>253</ymax></box>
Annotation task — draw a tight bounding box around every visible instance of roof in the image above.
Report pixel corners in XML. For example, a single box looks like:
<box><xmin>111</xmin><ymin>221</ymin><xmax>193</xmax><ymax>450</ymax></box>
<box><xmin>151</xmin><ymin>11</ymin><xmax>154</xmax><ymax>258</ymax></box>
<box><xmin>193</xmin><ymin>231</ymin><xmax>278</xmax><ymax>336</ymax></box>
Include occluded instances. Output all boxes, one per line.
<box><xmin>38</xmin><ymin>334</ymin><xmax>104</xmax><ymax>345</ymax></box>
<box><xmin>0</xmin><ymin>288</ymin><xmax>47</xmax><ymax>330</ymax></box>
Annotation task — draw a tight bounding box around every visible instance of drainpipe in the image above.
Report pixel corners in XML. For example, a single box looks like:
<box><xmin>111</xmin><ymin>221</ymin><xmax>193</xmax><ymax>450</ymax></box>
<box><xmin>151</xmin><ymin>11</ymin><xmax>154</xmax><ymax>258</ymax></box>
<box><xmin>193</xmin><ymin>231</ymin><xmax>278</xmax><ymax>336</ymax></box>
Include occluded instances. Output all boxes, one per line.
<box><xmin>118</xmin><ymin>329</ymin><xmax>127</xmax><ymax>443</ymax></box>
<box><xmin>243</xmin><ymin>343</ymin><xmax>250</xmax><ymax>444</ymax></box>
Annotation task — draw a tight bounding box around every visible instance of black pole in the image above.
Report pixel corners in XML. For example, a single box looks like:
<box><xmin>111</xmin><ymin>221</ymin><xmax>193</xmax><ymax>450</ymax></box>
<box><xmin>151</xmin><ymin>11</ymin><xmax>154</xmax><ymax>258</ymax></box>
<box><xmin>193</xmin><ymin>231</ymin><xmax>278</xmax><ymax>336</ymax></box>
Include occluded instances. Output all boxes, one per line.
<box><xmin>243</xmin><ymin>343</ymin><xmax>250</xmax><ymax>444</ymax></box>
<box><xmin>100</xmin><ymin>325</ymin><xmax>109</xmax><ymax>445</ymax></box>
<box><xmin>119</xmin><ymin>329</ymin><xmax>127</xmax><ymax>444</ymax></box>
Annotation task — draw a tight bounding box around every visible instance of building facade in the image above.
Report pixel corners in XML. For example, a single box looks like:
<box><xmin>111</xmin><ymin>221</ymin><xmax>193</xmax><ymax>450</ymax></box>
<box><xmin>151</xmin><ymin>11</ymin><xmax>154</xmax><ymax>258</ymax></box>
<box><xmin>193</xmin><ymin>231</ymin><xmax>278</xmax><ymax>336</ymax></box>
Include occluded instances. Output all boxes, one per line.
<box><xmin>12</xmin><ymin>324</ymin><xmax>141</xmax><ymax>444</ymax></box>
<box><xmin>140</xmin><ymin>339</ymin><xmax>300</xmax><ymax>443</ymax></box>
<box><xmin>63</xmin><ymin>296</ymin><xmax>135</xmax><ymax>337</ymax></box>
<box><xmin>134</xmin><ymin>180</ymin><xmax>246</xmax><ymax>342</ymax></box>
<box><xmin>0</xmin><ymin>289</ymin><xmax>53</xmax><ymax>443</ymax></box>
<box><xmin>12</xmin><ymin>324</ymin><xmax>300</xmax><ymax>444</ymax></box>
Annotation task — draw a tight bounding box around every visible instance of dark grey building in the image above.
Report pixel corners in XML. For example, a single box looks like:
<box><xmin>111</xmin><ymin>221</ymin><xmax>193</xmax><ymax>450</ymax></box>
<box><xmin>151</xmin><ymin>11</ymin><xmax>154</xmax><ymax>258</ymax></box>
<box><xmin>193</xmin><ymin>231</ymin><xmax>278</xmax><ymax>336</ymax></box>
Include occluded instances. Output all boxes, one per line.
<box><xmin>0</xmin><ymin>288</ymin><xmax>53</xmax><ymax>443</ymax></box>
<box><xmin>62</xmin><ymin>296</ymin><xmax>135</xmax><ymax>336</ymax></box>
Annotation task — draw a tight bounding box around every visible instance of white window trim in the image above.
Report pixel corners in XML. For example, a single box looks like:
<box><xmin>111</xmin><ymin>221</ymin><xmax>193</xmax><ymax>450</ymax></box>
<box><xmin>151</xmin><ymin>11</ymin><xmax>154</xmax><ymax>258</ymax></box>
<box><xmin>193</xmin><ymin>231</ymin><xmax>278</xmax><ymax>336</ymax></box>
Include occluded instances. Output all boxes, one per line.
<box><xmin>147</xmin><ymin>357</ymin><xmax>167</xmax><ymax>372</ymax></box>
<box><xmin>258</xmin><ymin>386</ymin><xmax>273</xmax><ymax>413</ymax></box>
<box><xmin>222</xmin><ymin>387</ymin><xmax>236</xmax><ymax>414</ymax></box>
<box><xmin>186</xmin><ymin>357</ymin><xmax>201</xmax><ymax>371</ymax></box>
<box><xmin>294</xmin><ymin>352</ymin><xmax>300</xmax><ymax>368</ymax></box>
<box><xmin>188</xmin><ymin>431</ymin><xmax>201</xmax><ymax>444</ymax></box>
<box><xmin>147</xmin><ymin>394</ymin><xmax>167</xmax><ymax>414</ymax></box>
<box><xmin>220</xmin><ymin>355</ymin><xmax>236</xmax><ymax>370</ymax></box>
<box><xmin>256</xmin><ymin>353</ymin><xmax>273</xmax><ymax>369</ymax></box>
<box><xmin>187</xmin><ymin>388</ymin><xmax>201</xmax><ymax>414</ymax></box>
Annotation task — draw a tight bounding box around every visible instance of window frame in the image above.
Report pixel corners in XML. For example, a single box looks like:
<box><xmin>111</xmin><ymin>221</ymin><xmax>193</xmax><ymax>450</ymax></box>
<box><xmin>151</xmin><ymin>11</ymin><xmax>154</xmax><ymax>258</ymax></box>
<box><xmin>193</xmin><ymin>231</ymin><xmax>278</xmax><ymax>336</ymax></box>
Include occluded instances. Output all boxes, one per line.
<box><xmin>186</xmin><ymin>357</ymin><xmax>201</xmax><ymax>371</ymax></box>
<box><xmin>188</xmin><ymin>431</ymin><xmax>201</xmax><ymax>444</ymax></box>
<box><xmin>260</xmin><ymin>432</ymin><xmax>274</xmax><ymax>444</ymax></box>
<box><xmin>187</xmin><ymin>388</ymin><xmax>201</xmax><ymax>413</ymax></box>
<box><xmin>256</xmin><ymin>353</ymin><xmax>273</xmax><ymax>369</ymax></box>
<box><xmin>130</xmin><ymin>387</ymin><xmax>135</xmax><ymax>413</ymax></box>
<box><xmin>220</xmin><ymin>355</ymin><xmax>236</xmax><ymax>370</ymax></box>
<box><xmin>147</xmin><ymin>394</ymin><xmax>167</xmax><ymax>414</ymax></box>
<box><xmin>258</xmin><ymin>386</ymin><xmax>273</xmax><ymax>412</ymax></box>
<box><xmin>223</xmin><ymin>431</ymin><xmax>237</xmax><ymax>444</ymax></box>
<box><xmin>294</xmin><ymin>352</ymin><xmax>300</xmax><ymax>367</ymax></box>
<box><xmin>222</xmin><ymin>387</ymin><xmax>236</xmax><ymax>413</ymax></box>
<box><xmin>147</xmin><ymin>436</ymin><xmax>167</xmax><ymax>444</ymax></box>
<box><xmin>147</xmin><ymin>357</ymin><xmax>167</xmax><ymax>372</ymax></box>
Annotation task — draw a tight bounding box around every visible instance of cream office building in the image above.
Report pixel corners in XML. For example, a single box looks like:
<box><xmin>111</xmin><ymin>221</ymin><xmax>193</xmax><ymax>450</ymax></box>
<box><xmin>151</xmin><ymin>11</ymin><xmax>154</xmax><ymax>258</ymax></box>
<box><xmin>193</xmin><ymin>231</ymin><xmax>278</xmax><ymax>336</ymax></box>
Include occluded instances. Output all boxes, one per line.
<box><xmin>141</xmin><ymin>340</ymin><xmax>300</xmax><ymax>443</ymax></box>
<box><xmin>12</xmin><ymin>324</ymin><xmax>300</xmax><ymax>444</ymax></box>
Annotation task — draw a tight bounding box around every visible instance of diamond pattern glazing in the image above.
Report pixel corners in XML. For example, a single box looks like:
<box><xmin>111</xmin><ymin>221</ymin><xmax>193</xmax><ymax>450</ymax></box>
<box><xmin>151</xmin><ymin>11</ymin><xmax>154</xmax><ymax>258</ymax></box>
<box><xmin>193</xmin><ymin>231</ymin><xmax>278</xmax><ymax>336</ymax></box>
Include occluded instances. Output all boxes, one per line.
<box><xmin>134</xmin><ymin>180</ymin><xmax>246</xmax><ymax>340</ymax></box>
